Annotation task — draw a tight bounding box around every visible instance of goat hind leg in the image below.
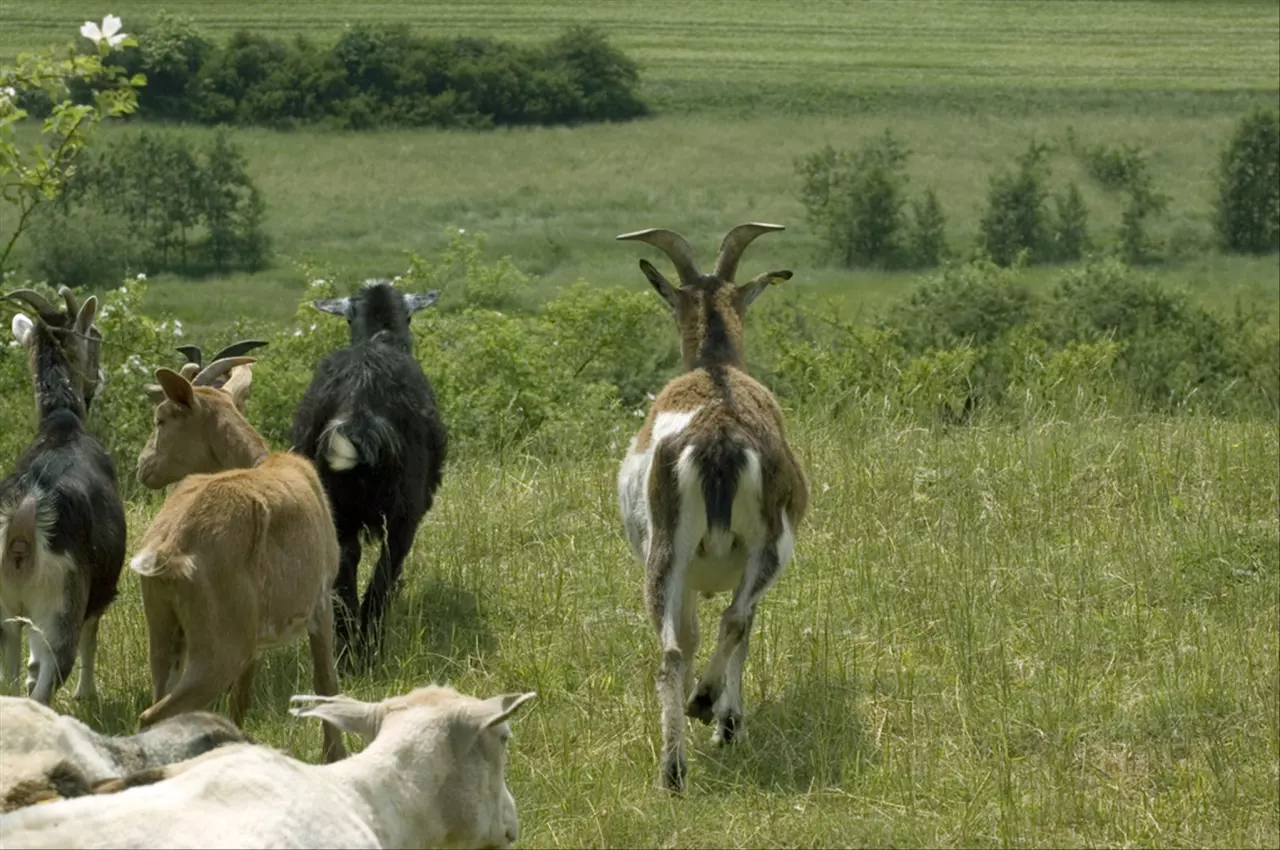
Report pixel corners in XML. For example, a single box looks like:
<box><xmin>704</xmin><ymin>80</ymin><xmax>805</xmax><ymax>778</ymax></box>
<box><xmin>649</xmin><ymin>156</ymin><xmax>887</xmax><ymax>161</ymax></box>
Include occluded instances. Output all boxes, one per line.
<box><xmin>27</xmin><ymin>611</ymin><xmax>77</xmax><ymax>705</ymax></box>
<box><xmin>357</xmin><ymin>515</ymin><xmax>417</xmax><ymax>662</ymax></box>
<box><xmin>0</xmin><ymin>616</ymin><xmax>20</xmax><ymax>689</ymax></box>
<box><xmin>228</xmin><ymin>659</ymin><xmax>258</xmax><ymax>725</ymax></box>
<box><xmin>333</xmin><ymin>532</ymin><xmax>362</xmax><ymax>664</ymax></box>
<box><xmin>73</xmin><ymin>615</ymin><xmax>101</xmax><ymax>699</ymax></box>
<box><xmin>307</xmin><ymin>593</ymin><xmax>347</xmax><ymax>763</ymax></box>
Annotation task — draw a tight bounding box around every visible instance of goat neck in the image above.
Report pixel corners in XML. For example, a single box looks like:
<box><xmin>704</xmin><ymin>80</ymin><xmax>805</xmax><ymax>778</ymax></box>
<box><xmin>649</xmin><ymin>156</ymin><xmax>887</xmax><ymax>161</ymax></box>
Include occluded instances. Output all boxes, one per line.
<box><xmin>204</xmin><ymin>393</ymin><xmax>270</xmax><ymax>470</ymax></box>
<box><xmin>28</xmin><ymin>321</ymin><xmax>86</xmax><ymax>424</ymax></box>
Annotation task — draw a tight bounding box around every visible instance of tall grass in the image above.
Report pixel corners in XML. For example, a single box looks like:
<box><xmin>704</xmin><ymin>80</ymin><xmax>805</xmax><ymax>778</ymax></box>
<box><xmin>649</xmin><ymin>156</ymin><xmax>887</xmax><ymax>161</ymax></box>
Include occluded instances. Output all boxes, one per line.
<box><xmin>11</xmin><ymin>415</ymin><xmax>1278</xmax><ymax>847</ymax></box>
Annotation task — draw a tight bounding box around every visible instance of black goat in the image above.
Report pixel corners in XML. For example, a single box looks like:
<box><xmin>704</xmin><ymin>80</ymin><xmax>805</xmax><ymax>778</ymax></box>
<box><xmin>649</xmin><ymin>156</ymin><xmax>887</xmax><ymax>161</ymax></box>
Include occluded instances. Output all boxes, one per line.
<box><xmin>0</xmin><ymin>289</ymin><xmax>126</xmax><ymax>704</ymax></box>
<box><xmin>293</xmin><ymin>280</ymin><xmax>447</xmax><ymax>664</ymax></box>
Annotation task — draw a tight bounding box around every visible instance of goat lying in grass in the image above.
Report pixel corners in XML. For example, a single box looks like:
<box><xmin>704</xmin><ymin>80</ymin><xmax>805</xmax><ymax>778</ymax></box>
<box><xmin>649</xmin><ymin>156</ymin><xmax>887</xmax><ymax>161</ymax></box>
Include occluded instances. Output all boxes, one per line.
<box><xmin>295</xmin><ymin>280</ymin><xmax>447</xmax><ymax>665</ymax></box>
<box><xmin>132</xmin><ymin>359</ymin><xmax>346</xmax><ymax>762</ymax></box>
<box><xmin>0</xmin><ymin>685</ymin><xmax>536</xmax><ymax>850</ymax></box>
<box><xmin>615</xmin><ymin>223</ymin><xmax>809</xmax><ymax>791</ymax></box>
<box><xmin>0</xmin><ymin>696</ymin><xmax>247</xmax><ymax>812</ymax></box>
<box><xmin>0</xmin><ymin>288</ymin><xmax>125</xmax><ymax>706</ymax></box>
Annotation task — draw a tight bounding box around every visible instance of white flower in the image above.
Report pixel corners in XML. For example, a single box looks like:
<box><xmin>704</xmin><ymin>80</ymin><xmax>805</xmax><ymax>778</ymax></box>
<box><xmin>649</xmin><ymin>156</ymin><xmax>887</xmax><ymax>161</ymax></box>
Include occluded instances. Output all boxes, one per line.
<box><xmin>310</xmin><ymin>278</ymin><xmax>326</xmax><ymax>288</ymax></box>
<box><xmin>293</xmin><ymin>328</ymin><xmax>303</xmax><ymax>337</ymax></box>
<box><xmin>172</xmin><ymin>319</ymin><xmax>183</xmax><ymax>338</ymax></box>
<box><xmin>393</xmin><ymin>275</ymin><xmax>402</xmax><ymax>283</ymax></box>
<box><xmin>0</xmin><ymin>86</ymin><xmax>15</xmax><ymax>105</ymax></box>
<box><xmin>135</xmin><ymin>272</ymin><xmax>146</xmax><ymax>281</ymax></box>
<box><xmin>458</xmin><ymin>228</ymin><xmax>466</xmax><ymax>234</ymax></box>
<box><xmin>309</xmin><ymin>323</ymin><xmax>316</xmax><ymax>331</ymax></box>
<box><xmin>81</xmin><ymin>15</ymin><xmax>126</xmax><ymax>48</ymax></box>
<box><xmin>118</xmin><ymin>285</ymin><xmax>127</xmax><ymax>294</ymax></box>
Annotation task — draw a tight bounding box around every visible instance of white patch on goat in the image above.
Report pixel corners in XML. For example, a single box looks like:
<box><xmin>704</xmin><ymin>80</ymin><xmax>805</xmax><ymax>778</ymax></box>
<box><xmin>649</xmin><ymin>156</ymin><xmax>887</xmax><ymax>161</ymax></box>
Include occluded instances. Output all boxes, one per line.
<box><xmin>616</xmin><ymin>408</ymin><xmax>701</xmax><ymax>565</ymax></box>
<box><xmin>129</xmin><ymin>550</ymin><xmax>158</xmax><ymax>576</ymax></box>
<box><xmin>11</xmin><ymin>313</ymin><xmax>34</xmax><ymax>346</ymax></box>
<box><xmin>322</xmin><ymin>418</ymin><xmax>358</xmax><ymax>471</ymax></box>
<box><xmin>680</xmin><ymin>447</ymin><xmax>764</xmax><ymax>596</ymax></box>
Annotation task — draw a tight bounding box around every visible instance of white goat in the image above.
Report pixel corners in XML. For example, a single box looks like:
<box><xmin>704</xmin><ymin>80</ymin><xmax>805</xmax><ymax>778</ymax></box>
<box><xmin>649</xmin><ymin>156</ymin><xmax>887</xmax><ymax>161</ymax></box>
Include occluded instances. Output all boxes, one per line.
<box><xmin>0</xmin><ymin>696</ymin><xmax>247</xmax><ymax>811</ymax></box>
<box><xmin>0</xmin><ymin>685</ymin><xmax>536</xmax><ymax>850</ymax></box>
<box><xmin>616</xmin><ymin>223</ymin><xmax>809</xmax><ymax>791</ymax></box>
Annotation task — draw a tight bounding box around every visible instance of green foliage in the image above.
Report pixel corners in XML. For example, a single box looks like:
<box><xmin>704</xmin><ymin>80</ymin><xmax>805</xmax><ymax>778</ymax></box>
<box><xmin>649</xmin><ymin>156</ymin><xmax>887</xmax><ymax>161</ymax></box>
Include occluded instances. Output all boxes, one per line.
<box><xmin>34</xmin><ymin>129</ymin><xmax>271</xmax><ymax>283</ymax></box>
<box><xmin>1214</xmin><ymin>107</ymin><xmax>1280</xmax><ymax>254</ymax></box>
<box><xmin>94</xmin><ymin>20</ymin><xmax>647</xmax><ymax>130</ymax></box>
<box><xmin>0</xmin><ymin>17</ymin><xmax>144</xmax><ymax>272</ymax></box>
<box><xmin>907</xmin><ymin>187</ymin><xmax>948</xmax><ymax>268</ymax></box>
<box><xmin>23</xmin><ymin>203</ymin><xmax>138</xmax><ymax>288</ymax></box>
<box><xmin>978</xmin><ymin>140</ymin><xmax>1053</xmax><ymax>266</ymax></box>
<box><xmin>1050</xmin><ymin>181</ymin><xmax>1091</xmax><ymax>262</ymax></box>
<box><xmin>796</xmin><ymin>131</ymin><xmax>911</xmax><ymax>268</ymax></box>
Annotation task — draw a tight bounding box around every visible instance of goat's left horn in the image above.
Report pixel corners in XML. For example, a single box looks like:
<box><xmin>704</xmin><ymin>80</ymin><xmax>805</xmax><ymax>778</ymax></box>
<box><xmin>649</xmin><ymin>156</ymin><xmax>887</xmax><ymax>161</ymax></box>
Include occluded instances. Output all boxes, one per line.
<box><xmin>712</xmin><ymin>222</ymin><xmax>785</xmax><ymax>282</ymax></box>
<box><xmin>616</xmin><ymin>228</ymin><xmax>703</xmax><ymax>288</ymax></box>
<box><xmin>192</xmin><ymin>356</ymin><xmax>256</xmax><ymax>387</ymax></box>
<box><xmin>176</xmin><ymin>345</ymin><xmax>204</xmax><ymax>366</ymax></box>
<box><xmin>211</xmin><ymin>339</ymin><xmax>269</xmax><ymax>361</ymax></box>
<box><xmin>3</xmin><ymin>289</ymin><xmax>59</xmax><ymax>316</ymax></box>
<box><xmin>57</xmin><ymin>285</ymin><xmax>80</xmax><ymax>317</ymax></box>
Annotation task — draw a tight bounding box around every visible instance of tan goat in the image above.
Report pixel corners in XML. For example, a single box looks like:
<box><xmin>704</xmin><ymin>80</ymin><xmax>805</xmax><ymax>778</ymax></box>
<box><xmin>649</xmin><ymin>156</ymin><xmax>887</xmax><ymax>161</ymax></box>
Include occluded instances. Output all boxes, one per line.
<box><xmin>132</xmin><ymin>359</ymin><xmax>345</xmax><ymax>762</ymax></box>
<box><xmin>616</xmin><ymin>223</ymin><xmax>809</xmax><ymax>791</ymax></box>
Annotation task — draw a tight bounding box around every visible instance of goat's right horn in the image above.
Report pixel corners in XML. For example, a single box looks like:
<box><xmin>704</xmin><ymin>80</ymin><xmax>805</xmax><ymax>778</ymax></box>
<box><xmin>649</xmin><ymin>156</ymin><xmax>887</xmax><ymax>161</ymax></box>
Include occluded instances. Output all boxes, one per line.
<box><xmin>712</xmin><ymin>222</ymin><xmax>785</xmax><ymax>282</ymax></box>
<box><xmin>2</xmin><ymin>289</ymin><xmax>59</xmax><ymax>316</ymax></box>
<box><xmin>616</xmin><ymin>228</ymin><xmax>702</xmax><ymax>287</ymax></box>
<box><xmin>191</xmin><ymin>356</ymin><xmax>257</xmax><ymax>387</ymax></box>
<box><xmin>211</xmin><ymin>339</ymin><xmax>269</xmax><ymax>361</ymax></box>
<box><xmin>57</xmin><ymin>285</ymin><xmax>80</xmax><ymax>317</ymax></box>
<box><xmin>176</xmin><ymin>345</ymin><xmax>204</xmax><ymax>366</ymax></box>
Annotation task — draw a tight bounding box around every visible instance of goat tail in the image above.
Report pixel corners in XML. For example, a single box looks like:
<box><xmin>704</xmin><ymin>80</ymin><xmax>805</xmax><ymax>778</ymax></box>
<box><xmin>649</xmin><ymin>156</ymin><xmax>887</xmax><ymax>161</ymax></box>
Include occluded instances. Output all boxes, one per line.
<box><xmin>689</xmin><ymin>439</ymin><xmax>751</xmax><ymax>536</ymax></box>
<box><xmin>0</xmin><ymin>493</ymin><xmax>40</xmax><ymax>575</ymax></box>
<box><xmin>129</xmin><ymin>549</ymin><xmax>196</xmax><ymax>581</ymax></box>
<box><xmin>320</xmin><ymin>411</ymin><xmax>400</xmax><ymax>472</ymax></box>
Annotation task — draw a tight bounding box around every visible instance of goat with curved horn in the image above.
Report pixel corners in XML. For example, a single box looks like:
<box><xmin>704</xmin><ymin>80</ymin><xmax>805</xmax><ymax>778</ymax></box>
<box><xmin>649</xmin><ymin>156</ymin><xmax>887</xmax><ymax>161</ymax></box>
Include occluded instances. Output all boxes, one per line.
<box><xmin>2</xmin><ymin>289</ymin><xmax>59</xmax><ymax>319</ymax></box>
<box><xmin>177</xmin><ymin>340</ymin><xmax>269</xmax><ymax>369</ymax></box>
<box><xmin>615</xmin><ymin>228</ymin><xmax>703</xmax><ymax>287</ymax></box>
<box><xmin>712</xmin><ymin>222</ymin><xmax>785</xmax><ymax>281</ymax></box>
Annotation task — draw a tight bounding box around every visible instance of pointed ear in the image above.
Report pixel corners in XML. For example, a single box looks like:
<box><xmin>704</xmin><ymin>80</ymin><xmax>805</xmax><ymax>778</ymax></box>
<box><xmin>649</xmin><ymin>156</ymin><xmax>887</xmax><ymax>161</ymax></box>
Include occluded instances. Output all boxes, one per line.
<box><xmin>74</xmin><ymin>296</ymin><xmax>98</xmax><ymax>335</ymax></box>
<box><xmin>736</xmin><ymin>269</ymin><xmax>792</xmax><ymax>308</ymax></box>
<box><xmin>403</xmin><ymin>291</ymin><xmax>440</xmax><ymax>314</ymax></box>
<box><xmin>639</xmin><ymin>260</ymin><xmax>680</xmax><ymax>312</ymax></box>
<box><xmin>222</xmin><ymin>364</ymin><xmax>253</xmax><ymax>413</ymax></box>
<box><xmin>290</xmin><ymin>694</ymin><xmax>383</xmax><ymax>741</ymax></box>
<box><xmin>144</xmin><ymin>384</ymin><xmax>167</xmax><ymax>404</ymax></box>
<box><xmin>480</xmin><ymin>692</ymin><xmax>537</xmax><ymax>729</ymax></box>
<box><xmin>312</xmin><ymin>297</ymin><xmax>351</xmax><ymax>317</ymax></box>
<box><xmin>11</xmin><ymin>314</ymin><xmax>34</xmax><ymax>346</ymax></box>
<box><xmin>154</xmin><ymin>368</ymin><xmax>194</xmax><ymax>408</ymax></box>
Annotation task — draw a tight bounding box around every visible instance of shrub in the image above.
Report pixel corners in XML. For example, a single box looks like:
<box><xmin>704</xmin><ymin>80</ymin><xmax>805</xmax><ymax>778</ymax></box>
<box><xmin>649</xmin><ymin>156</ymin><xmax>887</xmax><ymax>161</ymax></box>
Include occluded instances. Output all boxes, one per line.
<box><xmin>796</xmin><ymin>131</ymin><xmax>910</xmax><ymax>267</ymax></box>
<box><xmin>107</xmin><ymin>11</ymin><xmax>212</xmax><ymax>120</ymax></box>
<box><xmin>1050</xmin><ymin>182</ymin><xmax>1091</xmax><ymax>262</ymax></box>
<box><xmin>22</xmin><ymin>205</ymin><xmax>138</xmax><ymax>288</ymax></box>
<box><xmin>979</xmin><ymin>140</ymin><xmax>1053</xmax><ymax>266</ymax></box>
<box><xmin>1214</xmin><ymin>107</ymin><xmax>1280</xmax><ymax>254</ymax></box>
<box><xmin>907</xmin><ymin>188</ymin><xmax>948</xmax><ymax>268</ymax></box>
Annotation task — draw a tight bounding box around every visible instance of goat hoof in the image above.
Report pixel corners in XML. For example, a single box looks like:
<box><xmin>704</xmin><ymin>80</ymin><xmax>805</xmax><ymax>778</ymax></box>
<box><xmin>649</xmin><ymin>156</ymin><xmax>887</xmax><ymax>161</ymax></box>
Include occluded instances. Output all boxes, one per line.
<box><xmin>685</xmin><ymin>688</ymin><xmax>717</xmax><ymax>725</ymax></box>
<box><xmin>712</xmin><ymin>711</ymin><xmax>744</xmax><ymax>746</ymax></box>
<box><xmin>659</xmin><ymin>753</ymin><xmax>687</xmax><ymax>793</ymax></box>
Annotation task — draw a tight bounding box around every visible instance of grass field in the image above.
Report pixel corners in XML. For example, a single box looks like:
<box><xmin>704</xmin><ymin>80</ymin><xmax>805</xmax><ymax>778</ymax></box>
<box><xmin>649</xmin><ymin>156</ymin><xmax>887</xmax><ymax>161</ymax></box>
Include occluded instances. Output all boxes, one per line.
<box><xmin>1</xmin><ymin>2</ymin><xmax>1279</xmax><ymax>847</ymax></box>
<box><xmin>11</xmin><ymin>416</ymin><xmax>1279</xmax><ymax>847</ymax></box>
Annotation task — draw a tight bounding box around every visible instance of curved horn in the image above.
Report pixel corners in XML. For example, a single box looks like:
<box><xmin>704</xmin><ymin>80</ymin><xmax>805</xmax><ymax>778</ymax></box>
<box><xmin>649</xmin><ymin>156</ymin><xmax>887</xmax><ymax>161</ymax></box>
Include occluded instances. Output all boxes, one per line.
<box><xmin>616</xmin><ymin>228</ymin><xmax>702</xmax><ymax>287</ymax></box>
<box><xmin>179</xmin><ymin>363</ymin><xmax>201</xmax><ymax>381</ymax></box>
<box><xmin>192</xmin><ymin>356</ymin><xmax>256</xmax><ymax>387</ymax></box>
<box><xmin>211</xmin><ymin>339</ymin><xmax>269</xmax><ymax>361</ymax></box>
<box><xmin>712</xmin><ymin>222</ymin><xmax>785</xmax><ymax>282</ymax></box>
<box><xmin>3</xmin><ymin>289</ymin><xmax>59</xmax><ymax>316</ymax></box>
<box><xmin>57</xmin><ymin>285</ymin><xmax>80</xmax><ymax>318</ymax></box>
<box><xmin>176</xmin><ymin>345</ymin><xmax>204</xmax><ymax>366</ymax></box>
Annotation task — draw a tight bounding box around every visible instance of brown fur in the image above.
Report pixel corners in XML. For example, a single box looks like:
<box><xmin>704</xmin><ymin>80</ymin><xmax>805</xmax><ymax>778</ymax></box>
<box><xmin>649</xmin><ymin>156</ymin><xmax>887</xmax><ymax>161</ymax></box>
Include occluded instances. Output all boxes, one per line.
<box><xmin>132</xmin><ymin>368</ymin><xmax>346</xmax><ymax>763</ymax></box>
<box><xmin>1</xmin><ymin>762</ymin><xmax>91</xmax><ymax>813</ymax></box>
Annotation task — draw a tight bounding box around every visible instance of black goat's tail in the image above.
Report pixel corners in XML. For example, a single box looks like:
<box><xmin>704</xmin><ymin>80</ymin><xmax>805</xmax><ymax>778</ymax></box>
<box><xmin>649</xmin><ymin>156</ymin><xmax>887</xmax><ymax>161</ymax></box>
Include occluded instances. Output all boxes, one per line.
<box><xmin>319</xmin><ymin>412</ymin><xmax>400</xmax><ymax>472</ymax></box>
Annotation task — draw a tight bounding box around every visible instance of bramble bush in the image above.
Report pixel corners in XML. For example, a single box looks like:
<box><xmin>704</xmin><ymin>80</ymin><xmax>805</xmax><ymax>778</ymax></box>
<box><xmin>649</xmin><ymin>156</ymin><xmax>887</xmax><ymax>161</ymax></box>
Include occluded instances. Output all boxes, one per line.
<box><xmin>1214</xmin><ymin>107</ymin><xmax>1280</xmax><ymax>254</ymax></box>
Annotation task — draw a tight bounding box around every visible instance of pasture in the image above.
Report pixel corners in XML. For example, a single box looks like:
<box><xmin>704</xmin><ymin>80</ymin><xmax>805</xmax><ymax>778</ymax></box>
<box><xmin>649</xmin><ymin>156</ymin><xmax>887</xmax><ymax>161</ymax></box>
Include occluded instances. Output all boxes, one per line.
<box><xmin>0</xmin><ymin>1</ymin><xmax>1278</xmax><ymax>847</ymax></box>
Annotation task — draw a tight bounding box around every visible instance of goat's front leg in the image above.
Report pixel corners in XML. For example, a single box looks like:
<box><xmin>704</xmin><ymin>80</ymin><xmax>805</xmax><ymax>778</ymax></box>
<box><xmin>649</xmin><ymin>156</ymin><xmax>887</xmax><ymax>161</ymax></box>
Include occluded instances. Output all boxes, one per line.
<box><xmin>690</xmin><ymin>517</ymin><xmax>792</xmax><ymax>746</ymax></box>
<box><xmin>0</xmin><ymin>614</ymin><xmax>20</xmax><ymax>689</ymax></box>
<box><xmin>228</xmin><ymin>658</ymin><xmax>258</xmax><ymax>725</ymax></box>
<box><xmin>73</xmin><ymin>615</ymin><xmax>101</xmax><ymax>699</ymax></box>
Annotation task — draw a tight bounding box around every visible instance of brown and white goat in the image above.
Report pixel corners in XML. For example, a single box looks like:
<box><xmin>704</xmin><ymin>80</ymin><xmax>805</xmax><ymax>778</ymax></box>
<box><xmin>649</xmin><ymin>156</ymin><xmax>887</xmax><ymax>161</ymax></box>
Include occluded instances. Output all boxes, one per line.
<box><xmin>132</xmin><ymin>360</ymin><xmax>346</xmax><ymax>762</ymax></box>
<box><xmin>616</xmin><ymin>223</ymin><xmax>809</xmax><ymax>791</ymax></box>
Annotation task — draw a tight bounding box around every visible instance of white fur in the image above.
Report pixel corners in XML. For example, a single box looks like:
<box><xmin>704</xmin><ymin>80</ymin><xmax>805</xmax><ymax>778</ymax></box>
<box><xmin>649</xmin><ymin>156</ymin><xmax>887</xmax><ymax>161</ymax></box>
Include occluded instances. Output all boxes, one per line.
<box><xmin>322</xmin><ymin>418</ymin><xmax>358</xmax><ymax>471</ymax></box>
<box><xmin>0</xmin><ymin>688</ymin><xmax>534</xmax><ymax>850</ymax></box>
<box><xmin>616</xmin><ymin>408</ymin><xmax>701</xmax><ymax>564</ymax></box>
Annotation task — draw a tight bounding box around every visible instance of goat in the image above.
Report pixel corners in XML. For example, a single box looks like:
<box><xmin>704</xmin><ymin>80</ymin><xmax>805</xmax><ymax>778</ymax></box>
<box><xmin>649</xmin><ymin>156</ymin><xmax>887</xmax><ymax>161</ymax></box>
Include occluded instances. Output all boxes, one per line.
<box><xmin>0</xmin><ymin>685</ymin><xmax>537</xmax><ymax>850</ymax></box>
<box><xmin>0</xmin><ymin>695</ymin><xmax>248</xmax><ymax>812</ymax></box>
<box><xmin>0</xmin><ymin>289</ymin><xmax>125</xmax><ymax>706</ymax></box>
<box><xmin>615</xmin><ymin>223</ymin><xmax>809</xmax><ymax>791</ymax></box>
<box><xmin>293</xmin><ymin>280</ymin><xmax>447</xmax><ymax>665</ymax></box>
<box><xmin>133</xmin><ymin>359</ymin><xmax>346</xmax><ymax>762</ymax></box>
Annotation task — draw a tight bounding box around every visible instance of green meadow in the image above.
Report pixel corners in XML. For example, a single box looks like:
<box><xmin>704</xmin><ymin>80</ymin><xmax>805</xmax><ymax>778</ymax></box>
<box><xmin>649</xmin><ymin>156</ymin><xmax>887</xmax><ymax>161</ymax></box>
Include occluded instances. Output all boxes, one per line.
<box><xmin>1</xmin><ymin>1</ymin><xmax>1278</xmax><ymax>848</ymax></box>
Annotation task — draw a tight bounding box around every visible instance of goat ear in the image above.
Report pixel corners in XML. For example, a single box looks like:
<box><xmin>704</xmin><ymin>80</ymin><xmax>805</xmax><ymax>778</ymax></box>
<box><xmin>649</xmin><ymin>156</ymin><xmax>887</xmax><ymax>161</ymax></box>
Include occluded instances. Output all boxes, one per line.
<box><xmin>480</xmin><ymin>692</ymin><xmax>537</xmax><ymax>729</ymax></box>
<box><xmin>222</xmin><ymin>365</ymin><xmax>253</xmax><ymax>413</ymax></box>
<box><xmin>154</xmin><ymin>368</ymin><xmax>194</xmax><ymax>408</ymax></box>
<box><xmin>290</xmin><ymin>694</ymin><xmax>383</xmax><ymax>741</ymax></box>
<box><xmin>403</xmin><ymin>291</ymin><xmax>440</xmax><ymax>314</ymax></box>
<box><xmin>639</xmin><ymin>260</ymin><xmax>680</xmax><ymax>312</ymax></box>
<box><xmin>11</xmin><ymin>314</ymin><xmax>34</xmax><ymax>346</ymax></box>
<box><xmin>736</xmin><ymin>269</ymin><xmax>792</xmax><ymax>308</ymax></box>
<box><xmin>74</xmin><ymin>295</ymin><xmax>98</xmax><ymax>335</ymax></box>
<box><xmin>312</xmin><ymin>297</ymin><xmax>351</xmax><ymax>318</ymax></box>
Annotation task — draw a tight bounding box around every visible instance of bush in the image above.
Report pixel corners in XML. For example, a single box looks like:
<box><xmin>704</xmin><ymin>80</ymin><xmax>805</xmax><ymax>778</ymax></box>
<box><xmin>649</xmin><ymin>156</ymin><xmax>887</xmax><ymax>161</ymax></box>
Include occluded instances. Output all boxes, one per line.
<box><xmin>107</xmin><ymin>12</ymin><xmax>212</xmax><ymax>120</ymax></box>
<box><xmin>907</xmin><ymin>188</ymin><xmax>948</xmax><ymax>268</ymax></box>
<box><xmin>796</xmin><ymin>131</ymin><xmax>911</xmax><ymax>267</ymax></box>
<box><xmin>979</xmin><ymin>140</ymin><xmax>1054</xmax><ymax>266</ymax></box>
<box><xmin>22</xmin><ymin>206</ymin><xmax>138</xmax><ymax>289</ymax></box>
<box><xmin>1214</xmin><ymin>107</ymin><xmax>1280</xmax><ymax>254</ymax></box>
<box><xmin>44</xmin><ymin>129</ymin><xmax>272</xmax><ymax>277</ymax></box>
<box><xmin>1050</xmin><ymin>182</ymin><xmax>1091</xmax><ymax>262</ymax></box>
